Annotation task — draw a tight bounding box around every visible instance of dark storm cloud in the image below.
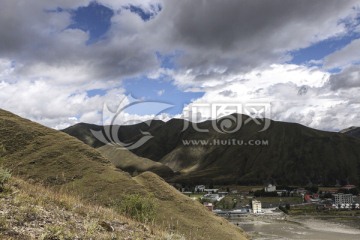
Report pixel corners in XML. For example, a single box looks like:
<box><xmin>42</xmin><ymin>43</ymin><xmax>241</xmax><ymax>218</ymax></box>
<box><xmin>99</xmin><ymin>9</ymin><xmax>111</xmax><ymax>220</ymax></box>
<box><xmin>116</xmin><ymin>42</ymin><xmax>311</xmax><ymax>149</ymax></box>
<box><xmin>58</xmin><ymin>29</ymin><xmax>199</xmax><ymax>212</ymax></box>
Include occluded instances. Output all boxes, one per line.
<box><xmin>0</xmin><ymin>0</ymin><xmax>358</xmax><ymax>83</ymax></box>
<box><xmin>0</xmin><ymin>0</ymin><xmax>159</xmax><ymax>81</ymax></box>
<box><xmin>329</xmin><ymin>66</ymin><xmax>360</xmax><ymax>90</ymax></box>
<box><xmin>156</xmin><ymin>0</ymin><xmax>358</xmax><ymax>78</ymax></box>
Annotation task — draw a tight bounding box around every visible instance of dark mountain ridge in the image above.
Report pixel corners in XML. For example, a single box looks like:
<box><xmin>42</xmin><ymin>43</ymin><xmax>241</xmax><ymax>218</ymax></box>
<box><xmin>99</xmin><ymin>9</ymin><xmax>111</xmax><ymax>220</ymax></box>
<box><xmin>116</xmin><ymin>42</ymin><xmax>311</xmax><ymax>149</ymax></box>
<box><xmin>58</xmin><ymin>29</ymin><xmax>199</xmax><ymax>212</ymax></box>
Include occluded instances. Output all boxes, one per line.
<box><xmin>341</xmin><ymin>126</ymin><xmax>360</xmax><ymax>139</ymax></box>
<box><xmin>63</xmin><ymin>115</ymin><xmax>360</xmax><ymax>186</ymax></box>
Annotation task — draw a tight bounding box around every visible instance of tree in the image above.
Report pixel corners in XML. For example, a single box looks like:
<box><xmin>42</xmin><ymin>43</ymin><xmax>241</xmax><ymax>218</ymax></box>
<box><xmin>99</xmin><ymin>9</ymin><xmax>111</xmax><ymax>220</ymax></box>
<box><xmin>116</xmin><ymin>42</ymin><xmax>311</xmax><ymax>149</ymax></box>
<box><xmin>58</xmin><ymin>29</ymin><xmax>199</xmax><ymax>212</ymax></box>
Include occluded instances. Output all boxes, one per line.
<box><xmin>305</xmin><ymin>186</ymin><xmax>318</xmax><ymax>194</ymax></box>
<box><xmin>350</xmin><ymin>188</ymin><xmax>359</xmax><ymax>196</ymax></box>
<box><xmin>285</xmin><ymin>203</ymin><xmax>290</xmax><ymax>210</ymax></box>
<box><xmin>279</xmin><ymin>205</ymin><xmax>288</xmax><ymax>214</ymax></box>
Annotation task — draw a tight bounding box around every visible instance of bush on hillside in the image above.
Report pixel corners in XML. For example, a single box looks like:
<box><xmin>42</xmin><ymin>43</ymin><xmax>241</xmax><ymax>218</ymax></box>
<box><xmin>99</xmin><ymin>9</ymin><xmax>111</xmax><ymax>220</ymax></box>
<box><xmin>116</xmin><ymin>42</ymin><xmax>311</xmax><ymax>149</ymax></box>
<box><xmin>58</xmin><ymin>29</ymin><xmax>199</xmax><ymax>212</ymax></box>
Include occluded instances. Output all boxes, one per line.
<box><xmin>279</xmin><ymin>205</ymin><xmax>288</xmax><ymax>214</ymax></box>
<box><xmin>0</xmin><ymin>167</ymin><xmax>11</xmax><ymax>191</ymax></box>
<box><xmin>216</xmin><ymin>197</ymin><xmax>236</xmax><ymax>210</ymax></box>
<box><xmin>118</xmin><ymin>194</ymin><xmax>157</xmax><ymax>223</ymax></box>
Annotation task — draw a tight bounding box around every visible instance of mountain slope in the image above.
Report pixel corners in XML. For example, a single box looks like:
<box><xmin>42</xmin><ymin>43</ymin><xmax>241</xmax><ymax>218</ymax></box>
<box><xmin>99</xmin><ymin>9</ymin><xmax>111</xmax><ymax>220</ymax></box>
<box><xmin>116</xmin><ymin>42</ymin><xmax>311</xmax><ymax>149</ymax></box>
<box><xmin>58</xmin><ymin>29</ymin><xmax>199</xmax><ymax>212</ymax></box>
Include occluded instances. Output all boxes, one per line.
<box><xmin>143</xmin><ymin>117</ymin><xmax>360</xmax><ymax>185</ymax></box>
<box><xmin>97</xmin><ymin>144</ymin><xmax>174</xmax><ymax>178</ymax></box>
<box><xmin>62</xmin><ymin>121</ymin><xmax>176</xmax><ymax>178</ymax></box>
<box><xmin>62</xmin><ymin>121</ymin><xmax>164</xmax><ymax>148</ymax></box>
<box><xmin>64</xmin><ymin>115</ymin><xmax>360</xmax><ymax>185</ymax></box>
<box><xmin>0</xmin><ymin>109</ymin><xmax>247</xmax><ymax>240</ymax></box>
<box><xmin>0</xmin><ymin>177</ymin><xmax>166</xmax><ymax>239</ymax></box>
<box><xmin>341</xmin><ymin>126</ymin><xmax>360</xmax><ymax>139</ymax></box>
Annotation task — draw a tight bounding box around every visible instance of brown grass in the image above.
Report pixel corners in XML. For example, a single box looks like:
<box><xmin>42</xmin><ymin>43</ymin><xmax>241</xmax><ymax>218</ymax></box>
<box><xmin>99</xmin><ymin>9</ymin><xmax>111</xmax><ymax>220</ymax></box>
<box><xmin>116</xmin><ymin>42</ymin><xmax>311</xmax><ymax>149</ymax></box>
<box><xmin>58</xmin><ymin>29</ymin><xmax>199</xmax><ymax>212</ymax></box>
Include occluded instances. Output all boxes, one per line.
<box><xmin>0</xmin><ymin>109</ymin><xmax>249</xmax><ymax>240</ymax></box>
<box><xmin>0</xmin><ymin>177</ymin><xmax>176</xmax><ymax>240</ymax></box>
<box><xmin>135</xmin><ymin>172</ymin><xmax>249</xmax><ymax>240</ymax></box>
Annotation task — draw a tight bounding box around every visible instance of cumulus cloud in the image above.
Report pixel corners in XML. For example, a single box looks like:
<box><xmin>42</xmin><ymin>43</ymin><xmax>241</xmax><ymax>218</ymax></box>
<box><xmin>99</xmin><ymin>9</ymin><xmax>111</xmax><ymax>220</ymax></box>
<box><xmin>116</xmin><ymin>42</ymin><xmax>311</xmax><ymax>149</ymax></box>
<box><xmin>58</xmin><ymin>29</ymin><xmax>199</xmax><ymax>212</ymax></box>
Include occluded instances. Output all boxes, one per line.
<box><xmin>328</xmin><ymin>66</ymin><xmax>360</xmax><ymax>90</ymax></box>
<box><xmin>324</xmin><ymin>38</ymin><xmax>360</xmax><ymax>69</ymax></box>
<box><xmin>180</xmin><ymin>64</ymin><xmax>360</xmax><ymax>131</ymax></box>
<box><xmin>0</xmin><ymin>0</ymin><xmax>359</xmax><ymax>130</ymax></box>
<box><xmin>154</xmin><ymin>0</ymin><xmax>357</xmax><ymax>80</ymax></box>
<box><xmin>0</xmin><ymin>0</ymin><xmax>160</xmax><ymax>82</ymax></box>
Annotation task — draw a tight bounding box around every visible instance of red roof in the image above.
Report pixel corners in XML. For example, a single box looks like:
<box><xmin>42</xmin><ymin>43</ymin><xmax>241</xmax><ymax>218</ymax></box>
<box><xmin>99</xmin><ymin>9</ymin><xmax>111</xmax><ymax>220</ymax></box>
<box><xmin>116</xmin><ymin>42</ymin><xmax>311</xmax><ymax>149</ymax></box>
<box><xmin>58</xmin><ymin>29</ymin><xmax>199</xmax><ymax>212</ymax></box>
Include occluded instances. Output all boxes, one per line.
<box><xmin>304</xmin><ymin>194</ymin><xmax>312</xmax><ymax>202</ymax></box>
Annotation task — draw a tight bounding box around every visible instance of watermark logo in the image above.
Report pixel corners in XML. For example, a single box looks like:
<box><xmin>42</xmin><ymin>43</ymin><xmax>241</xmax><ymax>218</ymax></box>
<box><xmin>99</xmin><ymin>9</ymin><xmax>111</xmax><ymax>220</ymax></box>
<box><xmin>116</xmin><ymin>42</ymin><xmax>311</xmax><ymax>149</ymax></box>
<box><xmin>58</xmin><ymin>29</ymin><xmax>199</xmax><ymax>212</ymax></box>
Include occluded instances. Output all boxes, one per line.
<box><xmin>91</xmin><ymin>98</ymin><xmax>271</xmax><ymax>149</ymax></box>
<box><xmin>91</xmin><ymin>95</ymin><xmax>173</xmax><ymax>150</ymax></box>
<box><xmin>182</xmin><ymin>102</ymin><xmax>271</xmax><ymax>133</ymax></box>
<box><xmin>182</xmin><ymin>139</ymin><xmax>269</xmax><ymax>146</ymax></box>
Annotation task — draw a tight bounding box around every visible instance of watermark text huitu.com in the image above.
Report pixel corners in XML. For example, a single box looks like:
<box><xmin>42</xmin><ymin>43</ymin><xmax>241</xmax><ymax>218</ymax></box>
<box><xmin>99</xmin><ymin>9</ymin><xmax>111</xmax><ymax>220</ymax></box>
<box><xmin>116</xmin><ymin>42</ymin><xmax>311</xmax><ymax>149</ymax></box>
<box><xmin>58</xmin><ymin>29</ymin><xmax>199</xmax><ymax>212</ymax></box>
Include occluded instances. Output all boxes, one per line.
<box><xmin>91</xmin><ymin>95</ymin><xmax>272</xmax><ymax>150</ymax></box>
<box><xmin>182</xmin><ymin>139</ymin><xmax>269</xmax><ymax>146</ymax></box>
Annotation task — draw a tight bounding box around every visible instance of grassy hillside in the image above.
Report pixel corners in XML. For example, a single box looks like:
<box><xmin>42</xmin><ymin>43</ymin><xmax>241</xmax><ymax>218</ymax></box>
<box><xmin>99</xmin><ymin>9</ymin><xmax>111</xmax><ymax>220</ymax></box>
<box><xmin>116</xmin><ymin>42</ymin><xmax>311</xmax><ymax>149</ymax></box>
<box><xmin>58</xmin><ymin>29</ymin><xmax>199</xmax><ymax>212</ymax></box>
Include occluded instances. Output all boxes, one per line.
<box><xmin>62</xmin><ymin>121</ymin><xmax>164</xmax><ymax>148</ymax></box>
<box><xmin>0</xmin><ymin>176</ymin><xmax>167</xmax><ymax>239</ymax></box>
<box><xmin>97</xmin><ymin>144</ymin><xmax>174</xmax><ymax>178</ymax></box>
<box><xmin>62</xmin><ymin>122</ymin><xmax>175</xmax><ymax>178</ymax></box>
<box><xmin>64</xmin><ymin>114</ymin><xmax>360</xmax><ymax>185</ymax></box>
<box><xmin>0</xmin><ymin>109</ymin><xmax>247</xmax><ymax>240</ymax></box>
<box><xmin>134</xmin><ymin>172</ymin><xmax>248</xmax><ymax>240</ymax></box>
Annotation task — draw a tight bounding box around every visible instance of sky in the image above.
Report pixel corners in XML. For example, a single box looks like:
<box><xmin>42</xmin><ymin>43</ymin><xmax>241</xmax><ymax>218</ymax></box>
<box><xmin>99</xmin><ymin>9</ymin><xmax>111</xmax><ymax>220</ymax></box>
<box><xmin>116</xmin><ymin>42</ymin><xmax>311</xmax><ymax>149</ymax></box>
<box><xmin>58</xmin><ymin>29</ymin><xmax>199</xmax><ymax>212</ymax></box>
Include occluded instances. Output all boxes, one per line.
<box><xmin>0</xmin><ymin>0</ymin><xmax>360</xmax><ymax>131</ymax></box>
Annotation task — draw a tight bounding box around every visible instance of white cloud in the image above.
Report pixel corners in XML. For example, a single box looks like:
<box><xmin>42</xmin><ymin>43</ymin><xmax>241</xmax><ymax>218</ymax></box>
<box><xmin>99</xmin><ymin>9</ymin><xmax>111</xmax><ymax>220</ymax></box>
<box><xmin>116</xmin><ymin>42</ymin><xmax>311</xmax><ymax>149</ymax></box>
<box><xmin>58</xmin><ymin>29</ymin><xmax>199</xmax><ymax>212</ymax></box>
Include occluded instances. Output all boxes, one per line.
<box><xmin>0</xmin><ymin>0</ymin><xmax>359</xmax><ymax>131</ymax></box>
<box><xmin>178</xmin><ymin>64</ymin><xmax>360</xmax><ymax>131</ymax></box>
<box><xmin>328</xmin><ymin>66</ymin><xmax>360</xmax><ymax>90</ymax></box>
<box><xmin>324</xmin><ymin>38</ymin><xmax>360</xmax><ymax>69</ymax></box>
<box><xmin>151</xmin><ymin>0</ymin><xmax>358</xmax><ymax>80</ymax></box>
<box><xmin>157</xmin><ymin>89</ymin><xmax>165</xmax><ymax>96</ymax></box>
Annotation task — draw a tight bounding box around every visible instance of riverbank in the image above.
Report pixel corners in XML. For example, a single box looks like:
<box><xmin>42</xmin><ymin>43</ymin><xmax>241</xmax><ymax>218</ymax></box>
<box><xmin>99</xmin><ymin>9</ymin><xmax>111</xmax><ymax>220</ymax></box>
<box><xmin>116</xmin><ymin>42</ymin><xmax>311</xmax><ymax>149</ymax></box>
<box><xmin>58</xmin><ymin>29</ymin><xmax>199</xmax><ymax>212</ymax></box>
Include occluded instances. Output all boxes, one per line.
<box><xmin>229</xmin><ymin>213</ymin><xmax>360</xmax><ymax>239</ymax></box>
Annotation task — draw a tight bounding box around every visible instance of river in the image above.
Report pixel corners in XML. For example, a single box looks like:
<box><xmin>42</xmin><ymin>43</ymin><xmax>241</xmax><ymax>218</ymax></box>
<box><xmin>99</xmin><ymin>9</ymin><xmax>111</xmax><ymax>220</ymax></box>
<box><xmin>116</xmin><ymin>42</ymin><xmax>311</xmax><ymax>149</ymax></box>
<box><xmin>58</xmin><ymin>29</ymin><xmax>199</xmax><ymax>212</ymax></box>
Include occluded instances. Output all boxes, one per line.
<box><xmin>229</xmin><ymin>213</ymin><xmax>360</xmax><ymax>239</ymax></box>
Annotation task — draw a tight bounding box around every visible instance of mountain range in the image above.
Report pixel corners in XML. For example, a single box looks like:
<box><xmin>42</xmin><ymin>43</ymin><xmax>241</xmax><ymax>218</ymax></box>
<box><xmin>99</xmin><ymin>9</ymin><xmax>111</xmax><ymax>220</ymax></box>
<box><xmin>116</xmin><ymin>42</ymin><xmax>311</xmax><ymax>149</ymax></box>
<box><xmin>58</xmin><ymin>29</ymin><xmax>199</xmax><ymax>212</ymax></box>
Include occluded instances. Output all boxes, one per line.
<box><xmin>341</xmin><ymin>126</ymin><xmax>360</xmax><ymax>139</ymax></box>
<box><xmin>63</xmin><ymin>114</ymin><xmax>360</xmax><ymax>186</ymax></box>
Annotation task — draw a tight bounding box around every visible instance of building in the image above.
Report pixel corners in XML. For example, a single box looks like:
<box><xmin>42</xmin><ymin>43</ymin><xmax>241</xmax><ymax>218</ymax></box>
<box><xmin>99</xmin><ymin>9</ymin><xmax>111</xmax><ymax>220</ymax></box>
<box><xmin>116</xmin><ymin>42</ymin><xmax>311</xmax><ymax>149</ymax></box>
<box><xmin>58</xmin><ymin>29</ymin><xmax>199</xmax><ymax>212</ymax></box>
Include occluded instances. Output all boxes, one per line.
<box><xmin>218</xmin><ymin>192</ymin><xmax>229</xmax><ymax>197</ymax></box>
<box><xmin>276</xmin><ymin>190</ymin><xmax>287</xmax><ymax>196</ymax></box>
<box><xmin>265</xmin><ymin>184</ymin><xmax>276</xmax><ymax>192</ymax></box>
<box><xmin>203</xmin><ymin>202</ymin><xmax>213</xmax><ymax>211</ymax></box>
<box><xmin>252</xmin><ymin>200</ymin><xmax>262</xmax><ymax>214</ymax></box>
<box><xmin>195</xmin><ymin>185</ymin><xmax>206</xmax><ymax>192</ymax></box>
<box><xmin>304</xmin><ymin>193</ymin><xmax>320</xmax><ymax>203</ymax></box>
<box><xmin>202</xmin><ymin>194</ymin><xmax>222</xmax><ymax>202</ymax></box>
<box><xmin>341</xmin><ymin>185</ymin><xmax>356</xmax><ymax>191</ymax></box>
<box><xmin>295</xmin><ymin>188</ymin><xmax>307</xmax><ymax>195</ymax></box>
<box><xmin>333</xmin><ymin>193</ymin><xmax>354</xmax><ymax>205</ymax></box>
<box><xmin>204</xmin><ymin>188</ymin><xmax>219</xmax><ymax>194</ymax></box>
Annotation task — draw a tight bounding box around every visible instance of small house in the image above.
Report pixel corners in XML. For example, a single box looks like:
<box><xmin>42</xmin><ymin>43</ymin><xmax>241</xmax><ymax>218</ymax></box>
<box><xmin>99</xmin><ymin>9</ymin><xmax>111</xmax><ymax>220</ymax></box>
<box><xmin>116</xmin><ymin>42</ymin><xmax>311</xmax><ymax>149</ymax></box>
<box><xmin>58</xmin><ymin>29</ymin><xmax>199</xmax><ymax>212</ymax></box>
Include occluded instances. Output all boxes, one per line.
<box><xmin>252</xmin><ymin>200</ymin><xmax>262</xmax><ymax>214</ymax></box>
<box><xmin>203</xmin><ymin>202</ymin><xmax>214</xmax><ymax>211</ymax></box>
<box><xmin>265</xmin><ymin>184</ymin><xmax>276</xmax><ymax>192</ymax></box>
<box><xmin>195</xmin><ymin>185</ymin><xmax>206</xmax><ymax>192</ymax></box>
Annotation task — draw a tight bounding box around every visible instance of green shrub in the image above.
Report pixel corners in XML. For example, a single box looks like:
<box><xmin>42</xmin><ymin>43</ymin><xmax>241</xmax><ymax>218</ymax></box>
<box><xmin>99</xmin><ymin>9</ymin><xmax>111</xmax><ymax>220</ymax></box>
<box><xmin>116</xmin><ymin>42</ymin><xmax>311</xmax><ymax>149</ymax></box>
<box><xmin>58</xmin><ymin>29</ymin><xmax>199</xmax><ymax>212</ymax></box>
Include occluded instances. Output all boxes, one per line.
<box><xmin>216</xmin><ymin>197</ymin><xmax>236</xmax><ymax>210</ymax></box>
<box><xmin>41</xmin><ymin>225</ymin><xmax>72</xmax><ymax>240</ymax></box>
<box><xmin>0</xmin><ymin>167</ymin><xmax>11</xmax><ymax>191</ymax></box>
<box><xmin>118</xmin><ymin>194</ymin><xmax>157</xmax><ymax>223</ymax></box>
<box><xmin>279</xmin><ymin>205</ymin><xmax>288</xmax><ymax>214</ymax></box>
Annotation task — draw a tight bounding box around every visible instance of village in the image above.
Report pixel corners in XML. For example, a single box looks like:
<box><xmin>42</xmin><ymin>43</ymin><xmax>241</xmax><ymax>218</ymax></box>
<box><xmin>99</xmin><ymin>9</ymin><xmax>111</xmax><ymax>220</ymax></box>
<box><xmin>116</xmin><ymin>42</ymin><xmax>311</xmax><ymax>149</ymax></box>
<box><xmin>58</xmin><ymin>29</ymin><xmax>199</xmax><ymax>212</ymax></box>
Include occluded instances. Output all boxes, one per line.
<box><xmin>179</xmin><ymin>183</ymin><xmax>360</xmax><ymax>216</ymax></box>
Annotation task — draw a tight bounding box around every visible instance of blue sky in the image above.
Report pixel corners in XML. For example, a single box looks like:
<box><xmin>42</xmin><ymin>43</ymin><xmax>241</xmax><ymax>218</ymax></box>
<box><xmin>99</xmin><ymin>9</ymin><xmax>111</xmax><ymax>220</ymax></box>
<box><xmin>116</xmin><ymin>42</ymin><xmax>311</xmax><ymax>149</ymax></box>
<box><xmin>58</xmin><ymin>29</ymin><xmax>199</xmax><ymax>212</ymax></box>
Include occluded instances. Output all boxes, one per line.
<box><xmin>0</xmin><ymin>0</ymin><xmax>360</xmax><ymax>130</ymax></box>
<box><xmin>69</xmin><ymin>2</ymin><xmax>202</xmax><ymax>116</ymax></box>
<box><xmin>68</xmin><ymin>2</ymin><xmax>114</xmax><ymax>44</ymax></box>
<box><xmin>290</xmin><ymin>34</ymin><xmax>358</xmax><ymax>66</ymax></box>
